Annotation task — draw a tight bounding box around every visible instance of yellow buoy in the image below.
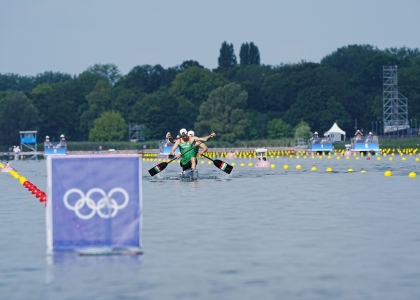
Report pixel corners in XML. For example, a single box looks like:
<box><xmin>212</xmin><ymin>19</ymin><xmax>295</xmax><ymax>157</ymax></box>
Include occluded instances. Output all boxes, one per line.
<box><xmin>19</xmin><ymin>177</ymin><xmax>27</xmax><ymax>184</ymax></box>
<box><xmin>240</xmin><ymin>163</ymin><xmax>245</xmax><ymax>167</ymax></box>
<box><xmin>402</xmin><ymin>157</ymin><xmax>406</xmax><ymax>161</ymax></box>
<box><xmin>283</xmin><ymin>165</ymin><xmax>289</xmax><ymax>170</ymax></box>
<box><xmin>326</xmin><ymin>167</ymin><xmax>332</xmax><ymax>172</ymax></box>
<box><xmin>347</xmin><ymin>168</ymin><xmax>354</xmax><ymax>172</ymax></box>
<box><xmin>389</xmin><ymin>157</ymin><xmax>393</xmax><ymax>161</ymax></box>
<box><xmin>296</xmin><ymin>165</ymin><xmax>302</xmax><ymax>170</ymax></box>
<box><xmin>270</xmin><ymin>164</ymin><xmax>276</xmax><ymax>169</ymax></box>
<box><xmin>231</xmin><ymin>162</ymin><xmax>236</xmax><ymax>166</ymax></box>
<box><xmin>361</xmin><ymin>170</ymin><xmax>366</xmax><ymax>173</ymax></box>
<box><xmin>377</xmin><ymin>157</ymin><xmax>381</xmax><ymax>161</ymax></box>
<box><xmin>384</xmin><ymin>170</ymin><xmax>392</xmax><ymax>177</ymax></box>
<box><xmin>311</xmin><ymin>166</ymin><xmax>317</xmax><ymax>171</ymax></box>
<box><xmin>416</xmin><ymin>157</ymin><xmax>420</xmax><ymax>162</ymax></box>
<box><xmin>200</xmin><ymin>161</ymin><xmax>204</xmax><ymax>164</ymax></box>
<box><xmin>408</xmin><ymin>172</ymin><xmax>417</xmax><ymax>178</ymax></box>
<box><xmin>248</xmin><ymin>162</ymin><xmax>253</xmax><ymax>167</ymax></box>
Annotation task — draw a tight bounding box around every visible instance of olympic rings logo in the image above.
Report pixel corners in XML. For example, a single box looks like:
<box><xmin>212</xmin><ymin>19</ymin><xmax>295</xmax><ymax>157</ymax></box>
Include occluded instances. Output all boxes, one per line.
<box><xmin>63</xmin><ymin>188</ymin><xmax>129</xmax><ymax>220</ymax></box>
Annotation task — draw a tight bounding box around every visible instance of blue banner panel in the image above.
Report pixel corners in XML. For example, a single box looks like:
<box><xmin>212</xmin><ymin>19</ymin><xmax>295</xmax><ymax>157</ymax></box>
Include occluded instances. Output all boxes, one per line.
<box><xmin>46</xmin><ymin>155</ymin><xmax>142</xmax><ymax>252</ymax></box>
<box><xmin>44</xmin><ymin>147</ymin><xmax>67</xmax><ymax>155</ymax></box>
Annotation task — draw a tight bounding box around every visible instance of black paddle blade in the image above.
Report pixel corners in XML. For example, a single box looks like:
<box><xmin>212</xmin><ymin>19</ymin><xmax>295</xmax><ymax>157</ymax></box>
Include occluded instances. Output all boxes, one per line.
<box><xmin>213</xmin><ymin>159</ymin><xmax>233</xmax><ymax>174</ymax></box>
<box><xmin>148</xmin><ymin>162</ymin><xmax>168</xmax><ymax>176</ymax></box>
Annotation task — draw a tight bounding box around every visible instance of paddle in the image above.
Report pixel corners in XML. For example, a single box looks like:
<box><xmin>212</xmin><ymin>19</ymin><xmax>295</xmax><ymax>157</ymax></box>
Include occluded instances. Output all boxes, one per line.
<box><xmin>148</xmin><ymin>135</ymin><xmax>214</xmax><ymax>176</ymax></box>
<box><xmin>201</xmin><ymin>154</ymin><xmax>233</xmax><ymax>174</ymax></box>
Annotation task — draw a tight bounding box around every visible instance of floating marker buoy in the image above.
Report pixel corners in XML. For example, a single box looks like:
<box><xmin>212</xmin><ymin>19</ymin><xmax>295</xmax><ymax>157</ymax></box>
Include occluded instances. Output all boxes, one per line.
<box><xmin>384</xmin><ymin>170</ymin><xmax>392</xmax><ymax>177</ymax></box>
<box><xmin>408</xmin><ymin>172</ymin><xmax>417</xmax><ymax>178</ymax></box>
<box><xmin>240</xmin><ymin>163</ymin><xmax>245</xmax><ymax>167</ymax></box>
<box><xmin>270</xmin><ymin>164</ymin><xmax>276</xmax><ymax>168</ymax></box>
<box><xmin>361</xmin><ymin>170</ymin><xmax>366</xmax><ymax>173</ymax></box>
<box><xmin>248</xmin><ymin>163</ymin><xmax>253</xmax><ymax>167</ymax></box>
<box><xmin>377</xmin><ymin>157</ymin><xmax>381</xmax><ymax>161</ymax></box>
<box><xmin>296</xmin><ymin>165</ymin><xmax>302</xmax><ymax>170</ymax></box>
<box><xmin>402</xmin><ymin>157</ymin><xmax>406</xmax><ymax>161</ymax></box>
<box><xmin>367</xmin><ymin>157</ymin><xmax>370</xmax><ymax>160</ymax></box>
<box><xmin>231</xmin><ymin>162</ymin><xmax>236</xmax><ymax>166</ymax></box>
<box><xmin>348</xmin><ymin>168</ymin><xmax>354</xmax><ymax>172</ymax></box>
<box><xmin>389</xmin><ymin>157</ymin><xmax>393</xmax><ymax>161</ymax></box>
<box><xmin>326</xmin><ymin>167</ymin><xmax>332</xmax><ymax>172</ymax></box>
<box><xmin>311</xmin><ymin>166</ymin><xmax>317</xmax><ymax>171</ymax></box>
<box><xmin>283</xmin><ymin>165</ymin><xmax>289</xmax><ymax>170</ymax></box>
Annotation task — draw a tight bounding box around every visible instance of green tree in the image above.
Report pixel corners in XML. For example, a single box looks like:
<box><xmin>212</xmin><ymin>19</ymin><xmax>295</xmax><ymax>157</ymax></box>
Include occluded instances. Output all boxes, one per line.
<box><xmin>89</xmin><ymin>111</ymin><xmax>127</xmax><ymax>141</ymax></box>
<box><xmin>195</xmin><ymin>83</ymin><xmax>251</xmax><ymax>142</ymax></box>
<box><xmin>169</xmin><ymin>66</ymin><xmax>228</xmax><ymax>107</ymax></box>
<box><xmin>294</xmin><ymin>120</ymin><xmax>312</xmax><ymax>140</ymax></box>
<box><xmin>85</xmin><ymin>63</ymin><xmax>121</xmax><ymax>85</ymax></box>
<box><xmin>79</xmin><ymin>80</ymin><xmax>113</xmax><ymax>137</ymax></box>
<box><xmin>267</xmin><ymin>118</ymin><xmax>293</xmax><ymax>139</ymax></box>
<box><xmin>130</xmin><ymin>89</ymin><xmax>180</xmax><ymax>140</ymax></box>
<box><xmin>0</xmin><ymin>91</ymin><xmax>39</xmax><ymax>145</ymax></box>
<box><xmin>284</xmin><ymin>86</ymin><xmax>351</xmax><ymax>131</ymax></box>
<box><xmin>239</xmin><ymin>42</ymin><xmax>260</xmax><ymax>65</ymax></box>
<box><xmin>218</xmin><ymin>41</ymin><xmax>237</xmax><ymax>69</ymax></box>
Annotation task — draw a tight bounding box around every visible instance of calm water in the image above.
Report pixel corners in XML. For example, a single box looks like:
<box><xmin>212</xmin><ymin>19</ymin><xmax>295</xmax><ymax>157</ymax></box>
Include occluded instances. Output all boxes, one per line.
<box><xmin>1</xmin><ymin>155</ymin><xmax>420</xmax><ymax>300</ymax></box>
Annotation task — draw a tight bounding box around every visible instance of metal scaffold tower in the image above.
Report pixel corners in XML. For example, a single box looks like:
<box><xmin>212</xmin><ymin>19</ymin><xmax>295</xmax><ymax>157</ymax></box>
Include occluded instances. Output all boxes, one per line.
<box><xmin>383</xmin><ymin>65</ymin><xmax>408</xmax><ymax>133</ymax></box>
<box><xmin>129</xmin><ymin>124</ymin><xmax>145</xmax><ymax>142</ymax></box>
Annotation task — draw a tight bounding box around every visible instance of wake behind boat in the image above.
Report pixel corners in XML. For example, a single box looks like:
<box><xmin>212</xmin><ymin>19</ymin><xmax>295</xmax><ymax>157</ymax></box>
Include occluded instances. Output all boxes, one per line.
<box><xmin>179</xmin><ymin>169</ymin><xmax>199</xmax><ymax>182</ymax></box>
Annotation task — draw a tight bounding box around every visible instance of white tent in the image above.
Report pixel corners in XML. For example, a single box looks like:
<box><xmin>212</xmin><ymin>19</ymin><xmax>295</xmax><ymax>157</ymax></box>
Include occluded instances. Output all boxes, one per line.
<box><xmin>325</xmin><ymin>123</ymin><xmax>346</xmax><ymax>142</ymax></box>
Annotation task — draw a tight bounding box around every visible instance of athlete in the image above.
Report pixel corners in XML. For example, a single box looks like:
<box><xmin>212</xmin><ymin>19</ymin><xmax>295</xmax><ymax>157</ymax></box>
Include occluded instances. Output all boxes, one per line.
<box><xmin>170</xmin><ymin>128</ymin><xmax>216</xmax><ymax>171</ymax></box>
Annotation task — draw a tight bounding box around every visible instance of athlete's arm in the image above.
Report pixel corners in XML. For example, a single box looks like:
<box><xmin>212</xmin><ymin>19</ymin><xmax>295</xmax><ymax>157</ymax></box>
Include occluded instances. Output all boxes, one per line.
<box><xmin>170</xmin><ymin>140</ymin><xmax>180</xmax><ymax>157</ymax></box>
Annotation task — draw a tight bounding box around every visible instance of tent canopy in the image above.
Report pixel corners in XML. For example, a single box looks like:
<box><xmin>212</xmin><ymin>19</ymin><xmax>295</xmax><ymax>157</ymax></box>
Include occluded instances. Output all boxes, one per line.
<box><xmin>325</xmin><ymin>122</ymin><xmax>346</xmax><ymax>135</ymax></box>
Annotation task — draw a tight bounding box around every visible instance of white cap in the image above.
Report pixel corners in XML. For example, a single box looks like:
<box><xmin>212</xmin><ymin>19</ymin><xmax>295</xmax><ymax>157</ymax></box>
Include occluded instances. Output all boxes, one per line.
<box><xmin>188</xmin><ymin>130</ymin><xmax>195</xmax><ymax>137</ymax></box>
<box><xmin>180</xmin><ymin>128</ymin><xmax>187</xmax><ymax>135</ymax></box>
<box><xmin>45</xmin><ymin>136</ymin><xmax>49</xmax><ymax>139</ymax></box>
<box><xmin>60</xmin><ymin>134</ymin><xmax>65</xmax><ymax>138</ymax></box>
<box><xmin>369</xmin><ymin>132</ymin><xmax>372</xmax><ymax>135</ymax></box>
<box><xmin>314</xmin><ymin>132</ymin><xmax>318</xmax><ymax>134</ymax></box>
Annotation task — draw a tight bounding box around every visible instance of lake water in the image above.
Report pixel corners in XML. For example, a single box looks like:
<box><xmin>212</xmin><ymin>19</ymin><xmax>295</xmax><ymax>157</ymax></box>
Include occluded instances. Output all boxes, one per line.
<box><xmin>1</xmin><ymin>155</ymin><xmax>420</xmax><ymax>300</ymax></box>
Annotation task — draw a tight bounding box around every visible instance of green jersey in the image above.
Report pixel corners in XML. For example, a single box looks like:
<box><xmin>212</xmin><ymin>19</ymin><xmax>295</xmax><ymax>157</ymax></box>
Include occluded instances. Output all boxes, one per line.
<box><xmin>178</xmin><ymin>137</ymin><xmax>198</xmax><ymax>166</ymax></box>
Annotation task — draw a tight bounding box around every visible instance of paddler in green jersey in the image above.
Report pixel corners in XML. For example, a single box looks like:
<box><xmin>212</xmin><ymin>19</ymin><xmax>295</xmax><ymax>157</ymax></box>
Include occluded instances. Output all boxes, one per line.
<box><xmin>170</xmin><ymin>128</ymin><xmax>216</xmax><ymax>171</ymax></box>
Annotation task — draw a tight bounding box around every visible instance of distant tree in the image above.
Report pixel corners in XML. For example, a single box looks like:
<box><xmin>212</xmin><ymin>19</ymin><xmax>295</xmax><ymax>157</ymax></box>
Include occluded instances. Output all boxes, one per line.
<box><xmin>267</xmin><ymin>118</ymin><xmax>293</xmax><ymax>139</ymax></box>
<box><xmin>89</xmin><ymin>111</ymin><xmax>127</xmax><ymax>142</ymax></box>
<box><xmin>178</xmin><ymin>60</ymin><xmax>203</xmax><ymax>71</ymax></box>
<box><xmin>34</xmin><ymin>71</ymin><xmax>72</xmax><ymax>86</ymax></box>
<box><xmin>169</xmin><ymin>66</ymin><xmax>228</xmax><ymax>107</ymax></box>
<box><xmin>239</xmin><ymin>43</ymin><xmax>250</xmax><ymax>65</ymax></box>
<box><xmin>0</xmin><ymin>73</ymin><xmax>34</xmax><ymax>91</ymax></box>
<box><xmin>131</xmin><ymin>89</ymin><xmax>180</xmax><ymax>140</ymax></box>
<box><xmin>294</xmin><ymin>120</ymin><xmax>312</xmax><ymax>140</ymax></box>
<box><xmin>85</xmin><ymin>63</ymin><xmax>121</xmax><ymax>85</ymax></box>
<box><xmin>195</xmin><ymin>83</ymin><xmax>251</xmax><ymax>142</ymax></box>
<box><xmin>320</xmin><ymin>44</ymin><xmax>380</xmax><ymax>76</ymax></box>
<box><xmin>116</xmin><ymin>64</ymin><xmax>170</xmax><ymax>93</ymax></box>
<box><xmin>218</xmin><ymin>41</ymin><xmax>237</xmax><ymax>69</ymax></box>
<box><xmin>239</xmin><ymin>42</ymin><xmax>260</xmax><ymax>65</ymax></box>
<box><xmin>79</xmin><ymin>80</ymin><xmax>113</xmax><ymax>137</ymax></box>
<box><xmin>0</xmin><ymin>91</ymin><xmax>39</xmax><ymax>145</ymax></box>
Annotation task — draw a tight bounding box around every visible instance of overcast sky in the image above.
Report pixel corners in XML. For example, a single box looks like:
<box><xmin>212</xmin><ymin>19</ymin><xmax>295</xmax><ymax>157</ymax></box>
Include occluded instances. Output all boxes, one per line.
<box><xmin>1</xmin><ymin>0</ymin><xmax>419</xmax><ymax>76</ymax></box>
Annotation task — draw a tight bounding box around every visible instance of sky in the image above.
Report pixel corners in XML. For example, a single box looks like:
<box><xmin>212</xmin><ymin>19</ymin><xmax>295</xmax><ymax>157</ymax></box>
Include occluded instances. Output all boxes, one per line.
<box><xmin>1</xmin><ymin>0</ymin><xmax>420</xmax><ymax>77</ymax></box>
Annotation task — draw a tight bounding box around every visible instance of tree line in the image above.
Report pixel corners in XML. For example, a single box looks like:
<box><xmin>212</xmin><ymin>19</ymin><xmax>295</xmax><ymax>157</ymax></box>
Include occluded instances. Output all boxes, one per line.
<box><xmin>1</xmin><ymin>42</ymin><xmax>420</xmax><ymax>147</ymax></box>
